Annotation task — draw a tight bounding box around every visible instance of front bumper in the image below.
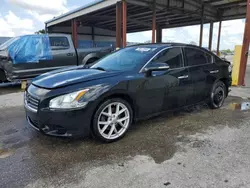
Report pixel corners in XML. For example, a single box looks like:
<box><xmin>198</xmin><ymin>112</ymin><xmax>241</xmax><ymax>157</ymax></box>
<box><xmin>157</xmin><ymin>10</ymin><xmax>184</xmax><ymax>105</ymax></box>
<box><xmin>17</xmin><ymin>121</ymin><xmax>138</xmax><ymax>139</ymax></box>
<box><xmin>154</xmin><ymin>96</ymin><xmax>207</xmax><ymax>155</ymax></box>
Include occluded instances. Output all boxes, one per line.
<box><xmin>25</xmin><ymin>104</ymin><xmax>94</xmax><ymax>137</ymax></box>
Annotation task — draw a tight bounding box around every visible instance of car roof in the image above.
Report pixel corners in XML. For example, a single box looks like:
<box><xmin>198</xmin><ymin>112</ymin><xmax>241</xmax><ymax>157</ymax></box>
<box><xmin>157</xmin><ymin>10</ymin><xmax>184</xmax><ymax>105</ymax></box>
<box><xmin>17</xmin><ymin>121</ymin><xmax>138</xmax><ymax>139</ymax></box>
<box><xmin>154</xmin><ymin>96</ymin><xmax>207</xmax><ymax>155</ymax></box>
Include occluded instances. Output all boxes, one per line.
<box><xmin>129</xmin><ymin>43</ymin><xmax>201</xmax><ymax>49</ymax></box>
<box><xmin>128</xmin><ymin>43</ymin><xmax>215</xmax><ymax>55</ymax></box>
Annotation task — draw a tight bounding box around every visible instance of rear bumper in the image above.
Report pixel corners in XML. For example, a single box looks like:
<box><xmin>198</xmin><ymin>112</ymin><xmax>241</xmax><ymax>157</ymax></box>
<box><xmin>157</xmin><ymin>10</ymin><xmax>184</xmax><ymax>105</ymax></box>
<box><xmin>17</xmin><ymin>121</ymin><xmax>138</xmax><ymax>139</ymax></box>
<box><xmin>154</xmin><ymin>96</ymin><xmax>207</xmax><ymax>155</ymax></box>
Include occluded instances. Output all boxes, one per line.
<box><xmin>25</xmin><ymin>104</ymin><xmax>94</xmax><ymax>138</ymax></box>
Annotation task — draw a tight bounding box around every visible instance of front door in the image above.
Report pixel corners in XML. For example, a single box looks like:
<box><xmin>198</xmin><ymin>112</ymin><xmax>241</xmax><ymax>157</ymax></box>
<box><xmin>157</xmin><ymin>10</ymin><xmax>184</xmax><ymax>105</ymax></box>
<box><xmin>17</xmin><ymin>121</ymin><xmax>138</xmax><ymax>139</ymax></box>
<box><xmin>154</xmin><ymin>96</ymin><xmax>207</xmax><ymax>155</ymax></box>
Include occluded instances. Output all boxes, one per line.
<box><xmin>145</xmin><ymin>47</ymin><xmax>193</xmax><ymax>111</ymax></box>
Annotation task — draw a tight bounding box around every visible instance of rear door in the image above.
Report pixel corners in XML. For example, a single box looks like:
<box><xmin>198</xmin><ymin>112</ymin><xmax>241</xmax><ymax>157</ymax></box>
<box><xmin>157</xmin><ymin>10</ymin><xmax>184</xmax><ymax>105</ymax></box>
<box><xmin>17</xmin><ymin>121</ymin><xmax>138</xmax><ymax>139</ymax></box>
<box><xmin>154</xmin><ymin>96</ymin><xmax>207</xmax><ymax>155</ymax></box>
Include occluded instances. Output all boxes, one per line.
<box><xmin>202</xmin><ymin>54</ymin><xmax>222</xmax><ymax>98</ymax></box>
<box><xmin>183</xmin><ymin>47</ymin><xmax>211</xmax><ymax>103</ymax></box>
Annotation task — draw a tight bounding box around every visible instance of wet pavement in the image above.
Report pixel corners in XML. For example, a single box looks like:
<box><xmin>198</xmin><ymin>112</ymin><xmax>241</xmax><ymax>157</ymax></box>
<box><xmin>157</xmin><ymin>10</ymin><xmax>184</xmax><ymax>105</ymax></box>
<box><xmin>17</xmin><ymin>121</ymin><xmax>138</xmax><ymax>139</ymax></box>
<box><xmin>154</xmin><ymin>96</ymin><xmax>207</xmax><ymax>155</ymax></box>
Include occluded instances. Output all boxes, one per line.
<box><xmin>1</xmin><ymin>95</ymin><xmax>250</xmax><ymax>187</ymax></box>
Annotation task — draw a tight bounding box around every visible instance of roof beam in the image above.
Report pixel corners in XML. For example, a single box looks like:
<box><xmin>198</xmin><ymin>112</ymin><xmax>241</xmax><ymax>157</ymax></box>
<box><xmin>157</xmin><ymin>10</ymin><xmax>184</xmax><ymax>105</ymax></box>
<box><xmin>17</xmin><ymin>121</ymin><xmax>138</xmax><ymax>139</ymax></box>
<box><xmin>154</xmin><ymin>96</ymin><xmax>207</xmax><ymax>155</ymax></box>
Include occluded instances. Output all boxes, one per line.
<box><xmin>216</xmin><ymin>0</ymin><xmax>247</xmax><ymax>9</ymax></box>
<box><xmin>85</xmin><ymin>15</ymin><xmax>151</xmax><ymax>28</ymax></box>
<box><xmin>222</xmin><ymin>5</ymin><xmax>246</xmax><ymax>18</ymax></box>
<box><xmin>204</xmin><ymin>0</ymin><xmax>225</xmax><ymax>4</ymax></box>
<box><xmin>127</xmin><ymin>0</ymin><xmax>217</xmax><ymax>20</ymax></box>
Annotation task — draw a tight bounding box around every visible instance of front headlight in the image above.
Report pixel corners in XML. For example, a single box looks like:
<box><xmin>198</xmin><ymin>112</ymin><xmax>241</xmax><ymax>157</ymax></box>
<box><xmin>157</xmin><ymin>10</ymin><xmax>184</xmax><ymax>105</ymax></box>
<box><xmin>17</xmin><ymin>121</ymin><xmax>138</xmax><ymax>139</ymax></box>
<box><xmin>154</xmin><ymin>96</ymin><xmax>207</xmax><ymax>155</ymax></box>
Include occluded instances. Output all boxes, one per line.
<box><xmin>49</xmin><ymin>89</ymin><xmax>89</xmax><ymax>109</ymax></box>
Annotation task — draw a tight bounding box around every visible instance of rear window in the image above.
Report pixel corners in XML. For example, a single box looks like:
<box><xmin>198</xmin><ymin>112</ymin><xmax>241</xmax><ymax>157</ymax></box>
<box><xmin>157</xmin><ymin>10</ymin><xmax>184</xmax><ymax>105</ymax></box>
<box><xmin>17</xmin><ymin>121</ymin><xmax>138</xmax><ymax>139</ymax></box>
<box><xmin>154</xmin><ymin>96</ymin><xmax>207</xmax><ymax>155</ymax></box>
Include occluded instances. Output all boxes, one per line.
<box><xmin>49</xmin><ymin>37</ymin><xmax>70</xmax><ymax>49</ymax></box>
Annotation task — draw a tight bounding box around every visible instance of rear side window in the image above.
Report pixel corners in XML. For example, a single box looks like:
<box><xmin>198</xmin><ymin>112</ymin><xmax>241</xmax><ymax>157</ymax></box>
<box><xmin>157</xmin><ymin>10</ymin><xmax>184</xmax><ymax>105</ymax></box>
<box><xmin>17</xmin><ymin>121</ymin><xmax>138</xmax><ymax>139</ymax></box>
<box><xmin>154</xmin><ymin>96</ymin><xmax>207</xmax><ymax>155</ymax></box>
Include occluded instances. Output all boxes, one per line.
<box><xmin>184</xmin><ymin>48</ymin><xmax>207</xmax><ymax>66</ymax></box>
<box><xmin>49</xmin><ymin>37</ymin><xmax>70</xmax><ymax>49</ymax></box>
<box><xmin>151</xmin><ymin>47</ymin><xmax>183</xmax><ymax>69</ymax></box>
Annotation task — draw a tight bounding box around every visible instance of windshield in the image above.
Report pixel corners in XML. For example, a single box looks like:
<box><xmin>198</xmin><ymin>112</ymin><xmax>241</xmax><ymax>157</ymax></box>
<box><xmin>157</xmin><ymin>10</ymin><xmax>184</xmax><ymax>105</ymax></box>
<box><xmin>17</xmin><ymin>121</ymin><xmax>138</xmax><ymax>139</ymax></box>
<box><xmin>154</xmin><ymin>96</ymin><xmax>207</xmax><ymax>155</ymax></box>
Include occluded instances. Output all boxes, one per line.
<box><xmin>0</xmin><ymin>37</ymin><xmax>20</xmax><ymax>50</ymax></box>
<box><xmin>91</xmin><ymin>46</ymin><xmax>159</xmax><ymax>71</ymax></box>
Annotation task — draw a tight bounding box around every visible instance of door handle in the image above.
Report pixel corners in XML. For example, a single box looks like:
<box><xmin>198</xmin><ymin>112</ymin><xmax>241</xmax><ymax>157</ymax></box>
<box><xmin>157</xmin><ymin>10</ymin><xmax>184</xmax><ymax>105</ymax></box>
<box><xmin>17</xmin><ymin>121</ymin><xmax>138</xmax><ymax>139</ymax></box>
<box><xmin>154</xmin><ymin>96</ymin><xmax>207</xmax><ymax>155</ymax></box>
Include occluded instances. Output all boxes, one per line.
<box><xmin>178</xmin><ymin>75</ymin><xmax>189</xmax><ymax>79</ymax></box>
<box><xmin>67</xmin><ymin>53</ymin><xmax>74</xmax><ymax>56</ymax></box>
<box><xmin>209</xmin><ymin>70</ymin><xmax>219</xmax><ymax>74</ymax></box>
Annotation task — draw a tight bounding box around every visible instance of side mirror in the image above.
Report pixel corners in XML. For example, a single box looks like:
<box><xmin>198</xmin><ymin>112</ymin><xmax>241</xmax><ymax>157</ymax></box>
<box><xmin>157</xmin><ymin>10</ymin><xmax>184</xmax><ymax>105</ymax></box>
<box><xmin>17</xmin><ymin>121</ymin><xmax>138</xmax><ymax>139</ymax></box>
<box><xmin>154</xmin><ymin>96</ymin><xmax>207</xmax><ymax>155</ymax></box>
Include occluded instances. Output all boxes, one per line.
<box><xmin>142</xmin><ymin>62</ymin><xmax>170</xmax><ymax>77</ymax></box>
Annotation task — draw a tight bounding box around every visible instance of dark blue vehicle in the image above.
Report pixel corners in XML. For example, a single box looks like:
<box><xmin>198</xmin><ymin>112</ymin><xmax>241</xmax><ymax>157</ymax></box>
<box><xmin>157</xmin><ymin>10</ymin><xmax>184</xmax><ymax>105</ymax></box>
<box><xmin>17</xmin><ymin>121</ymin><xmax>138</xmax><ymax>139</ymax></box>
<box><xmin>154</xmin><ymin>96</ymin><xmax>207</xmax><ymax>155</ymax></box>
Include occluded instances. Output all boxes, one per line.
<box><xmin>25</xmin><ymin>43</ymin><xmax>231</xmax><ymax>142</ymax></box>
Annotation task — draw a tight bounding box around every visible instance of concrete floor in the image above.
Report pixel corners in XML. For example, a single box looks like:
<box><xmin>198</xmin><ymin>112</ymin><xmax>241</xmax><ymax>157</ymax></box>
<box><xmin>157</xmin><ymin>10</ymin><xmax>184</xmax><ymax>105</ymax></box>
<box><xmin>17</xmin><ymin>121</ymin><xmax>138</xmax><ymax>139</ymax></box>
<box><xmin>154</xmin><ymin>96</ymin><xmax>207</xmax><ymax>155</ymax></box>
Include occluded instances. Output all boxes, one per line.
<box><xmin>1</xmin><ymin>91</ymin><xmax>250</xmax><ymax>188</ymax></box>
<box><xmin>1</xmin><ymin>62</ymin><xmax>250</xmax><ymax>188</ymax></box>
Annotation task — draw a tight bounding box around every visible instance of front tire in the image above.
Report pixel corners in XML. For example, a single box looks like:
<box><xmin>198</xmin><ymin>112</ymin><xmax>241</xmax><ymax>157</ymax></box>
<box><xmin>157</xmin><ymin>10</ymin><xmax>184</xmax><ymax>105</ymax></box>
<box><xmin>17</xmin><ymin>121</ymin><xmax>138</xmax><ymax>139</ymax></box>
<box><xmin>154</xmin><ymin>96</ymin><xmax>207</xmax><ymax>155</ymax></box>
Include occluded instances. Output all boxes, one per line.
<box><xmin>92</xmin><ymin>98</ymin><xmax>133</xmax><ymax>142</ymax></box>
<box><xmin>208</xmin><ymin>80</ymin><xmax>226</xmax><ymax>109</ymax></box>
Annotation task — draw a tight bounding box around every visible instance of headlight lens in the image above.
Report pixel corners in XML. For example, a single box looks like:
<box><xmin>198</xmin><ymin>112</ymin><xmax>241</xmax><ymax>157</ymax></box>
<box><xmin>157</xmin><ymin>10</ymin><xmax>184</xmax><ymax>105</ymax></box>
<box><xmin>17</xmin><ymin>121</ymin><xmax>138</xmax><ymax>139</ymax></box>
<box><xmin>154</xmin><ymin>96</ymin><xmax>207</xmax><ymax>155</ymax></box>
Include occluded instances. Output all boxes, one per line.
<box><xmin>49</xmin><ymin>89</ymin><xmax>89</xmax><ymax>109</ymax></box>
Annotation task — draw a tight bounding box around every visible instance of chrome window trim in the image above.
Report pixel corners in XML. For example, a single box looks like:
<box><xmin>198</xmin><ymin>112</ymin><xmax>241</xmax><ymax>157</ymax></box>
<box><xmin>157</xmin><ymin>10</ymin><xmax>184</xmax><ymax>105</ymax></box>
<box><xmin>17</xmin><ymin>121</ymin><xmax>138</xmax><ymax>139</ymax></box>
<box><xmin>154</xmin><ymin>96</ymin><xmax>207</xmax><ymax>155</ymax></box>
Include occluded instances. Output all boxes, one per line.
<box><xmin>139</xmin><ymin>46</ymin><xmax>185</xmax><ymax>73</ymax></box>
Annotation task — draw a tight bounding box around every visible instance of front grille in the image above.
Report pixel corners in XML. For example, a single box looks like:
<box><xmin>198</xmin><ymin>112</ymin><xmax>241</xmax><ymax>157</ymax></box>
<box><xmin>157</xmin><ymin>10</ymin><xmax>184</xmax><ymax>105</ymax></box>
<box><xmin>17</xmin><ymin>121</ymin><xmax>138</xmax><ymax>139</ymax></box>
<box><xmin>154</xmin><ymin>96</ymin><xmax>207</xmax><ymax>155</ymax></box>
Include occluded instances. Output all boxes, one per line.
<box><xmin>25</xmin><ymin>92</ymin><xmax>39</xmax><ymax>111</ymax></box>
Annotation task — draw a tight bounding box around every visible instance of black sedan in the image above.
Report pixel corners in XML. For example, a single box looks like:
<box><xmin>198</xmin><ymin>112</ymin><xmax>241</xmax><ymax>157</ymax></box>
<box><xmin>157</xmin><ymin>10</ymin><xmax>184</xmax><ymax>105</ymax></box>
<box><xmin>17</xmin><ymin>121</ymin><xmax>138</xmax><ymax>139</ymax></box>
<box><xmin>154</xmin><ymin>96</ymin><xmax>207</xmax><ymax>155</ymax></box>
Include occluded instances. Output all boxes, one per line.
<box><xmin>25</xmin><ymin>43</ymin><xmax>231</xmax><ymax>142</ymax></box>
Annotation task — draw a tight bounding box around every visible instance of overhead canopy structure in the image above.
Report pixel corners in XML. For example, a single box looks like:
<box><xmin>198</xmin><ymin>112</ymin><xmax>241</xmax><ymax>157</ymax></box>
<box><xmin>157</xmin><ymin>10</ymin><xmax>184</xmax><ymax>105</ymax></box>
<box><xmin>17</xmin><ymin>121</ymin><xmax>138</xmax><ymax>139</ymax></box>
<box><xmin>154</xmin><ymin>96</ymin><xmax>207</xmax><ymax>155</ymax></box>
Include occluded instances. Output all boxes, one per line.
<box><xmin>46</xmin><ymin>0</ymin><xmax>247</xmax><ymax>33</ymax></box>
<box><xmin>45</xmin><ymin>0</ymin><xmax>250</xmax><ymax>86</ymax></box>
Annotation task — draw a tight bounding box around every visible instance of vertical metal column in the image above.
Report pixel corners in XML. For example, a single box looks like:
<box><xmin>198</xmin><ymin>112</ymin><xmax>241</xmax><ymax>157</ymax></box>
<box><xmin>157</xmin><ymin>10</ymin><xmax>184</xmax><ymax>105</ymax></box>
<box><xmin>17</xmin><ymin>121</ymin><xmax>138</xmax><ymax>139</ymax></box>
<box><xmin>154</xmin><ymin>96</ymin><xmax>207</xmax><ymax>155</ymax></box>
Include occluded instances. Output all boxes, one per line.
<box><xmin>116</xmin><ymin>2</ymin><xmax>122</xmax><ymax>49</ymax></box>
<box><xmin>152</xmin><ymin>0</ymin><xmax>156</xmax><ymax>43</ymax></box>
<box><xmin>71</xmin><ymin>19</ymin><xmax>78</xmax><ymax>48</ymax></box>
<box><xmin>45</xmin><ymin>23</ymin><xmax>48</xmax><ymax>34</ymax></box>
<box><xmin>199</xmin><ymin>4</ymin><xmax>204</xmax><ymax>47</ymax></box>
<box><xmin>208</xmin><ymin>22</ymin><xmax>213</xmax><ymax>50</ymax></box>
<box><xmin>217</xmin><ymin>20</ymin><xmax>222</xmax><ymax>56</ymax></box>
<box><xmin>156</xmin><ymin>27</ymin><xmax>162</xmax><ymax>43</ymax></box>
<box><xmin>238</xmin><ymin>0</ymin><xmax>250</xmax><ymax>86</ymax></box>
<box><xmin>122</xmin><ymin>0</ymin><xmax>127</xmax><ymax>48</ymax></box>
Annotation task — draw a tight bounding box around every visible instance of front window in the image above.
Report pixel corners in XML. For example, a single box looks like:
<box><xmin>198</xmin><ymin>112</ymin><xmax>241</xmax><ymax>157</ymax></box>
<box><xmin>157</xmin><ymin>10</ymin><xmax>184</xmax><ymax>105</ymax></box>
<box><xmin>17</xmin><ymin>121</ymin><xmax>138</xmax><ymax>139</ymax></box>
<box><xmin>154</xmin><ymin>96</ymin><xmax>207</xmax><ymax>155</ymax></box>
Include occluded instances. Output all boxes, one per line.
<box><xmin>91</xmin><ymin>47</ymin><xmax>159</xmax><ymax>71</ymax></box>
<box><xmin>150</xmin><ymin>47</ymin><xmax>183</xmax><ymax>69</ymax></box>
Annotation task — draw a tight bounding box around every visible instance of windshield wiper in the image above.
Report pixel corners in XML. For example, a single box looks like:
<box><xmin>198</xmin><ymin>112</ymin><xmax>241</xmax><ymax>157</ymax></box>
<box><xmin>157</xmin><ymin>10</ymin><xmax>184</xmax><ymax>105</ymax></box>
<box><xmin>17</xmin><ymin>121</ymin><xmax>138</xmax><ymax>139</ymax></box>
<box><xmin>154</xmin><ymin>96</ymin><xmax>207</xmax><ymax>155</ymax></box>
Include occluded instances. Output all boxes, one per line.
<box><xmin>91</xmin><ymin>67</ymin><xmax>106</xmax><ymax>71</ymax></box>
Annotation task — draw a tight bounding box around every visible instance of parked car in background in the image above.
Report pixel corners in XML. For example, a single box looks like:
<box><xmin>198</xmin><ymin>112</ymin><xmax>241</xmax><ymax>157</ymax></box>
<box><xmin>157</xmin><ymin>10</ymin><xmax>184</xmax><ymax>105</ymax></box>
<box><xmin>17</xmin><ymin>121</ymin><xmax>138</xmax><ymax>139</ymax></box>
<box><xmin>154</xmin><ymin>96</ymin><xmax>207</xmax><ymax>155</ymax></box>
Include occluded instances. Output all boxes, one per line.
<box><xmin>24</xmin><ymin>43</ymin><xmax>231</xmax><ymax>142</ymax></box>
<box><xmin>0</xmin><ymin>34</ymin><xmax>113</xmax><ymax>82</ymax></box>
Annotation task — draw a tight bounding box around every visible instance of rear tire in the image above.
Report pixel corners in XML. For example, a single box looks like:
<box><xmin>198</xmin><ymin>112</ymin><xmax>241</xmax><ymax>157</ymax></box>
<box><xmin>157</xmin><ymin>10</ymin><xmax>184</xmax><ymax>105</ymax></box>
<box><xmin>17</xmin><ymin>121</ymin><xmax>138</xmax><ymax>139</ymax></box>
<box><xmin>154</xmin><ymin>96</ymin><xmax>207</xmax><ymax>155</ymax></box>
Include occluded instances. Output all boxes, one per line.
<box><xmin>208</xmin><ymin>80</ymin><xmax>226</xmax><ymax>109</ymax></box>
<box><xmin>92</xmin><ymin>98</ymin><xmax>133</xmax><ymax>143</ymax></box>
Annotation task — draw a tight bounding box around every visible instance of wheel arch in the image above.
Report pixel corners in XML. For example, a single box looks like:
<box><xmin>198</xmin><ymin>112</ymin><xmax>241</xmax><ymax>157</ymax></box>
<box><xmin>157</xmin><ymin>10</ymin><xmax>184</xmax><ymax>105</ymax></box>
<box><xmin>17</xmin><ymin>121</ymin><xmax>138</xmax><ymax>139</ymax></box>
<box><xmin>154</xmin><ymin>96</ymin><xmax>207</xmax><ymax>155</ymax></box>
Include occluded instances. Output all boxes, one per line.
<box><xmin>81</xmin><ymin>53</ymin><xmax>100</xmax><ymax>65</ymax></box>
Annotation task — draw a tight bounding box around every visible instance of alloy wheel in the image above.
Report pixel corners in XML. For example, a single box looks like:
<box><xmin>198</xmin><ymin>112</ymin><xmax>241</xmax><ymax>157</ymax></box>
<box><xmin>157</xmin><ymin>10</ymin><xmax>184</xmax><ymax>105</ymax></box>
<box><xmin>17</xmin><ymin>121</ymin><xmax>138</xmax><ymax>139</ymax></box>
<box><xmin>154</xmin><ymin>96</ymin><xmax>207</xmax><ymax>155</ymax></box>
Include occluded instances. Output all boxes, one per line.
<box><xmin>97</xmin><ymin>102</ymin><xmax>130</xmax><ymax>140</ymax></box>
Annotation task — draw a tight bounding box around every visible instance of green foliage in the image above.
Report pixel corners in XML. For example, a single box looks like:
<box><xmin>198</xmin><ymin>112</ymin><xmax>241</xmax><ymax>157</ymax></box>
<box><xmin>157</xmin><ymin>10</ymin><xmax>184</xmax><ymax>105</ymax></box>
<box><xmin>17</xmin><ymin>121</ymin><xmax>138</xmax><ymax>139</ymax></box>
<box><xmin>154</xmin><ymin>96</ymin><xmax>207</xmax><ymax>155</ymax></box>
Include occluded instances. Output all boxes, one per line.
<box><xmin>35</xmin><ymin>29</ymin><xmax>46</xmax><ymax>34</ymax></box>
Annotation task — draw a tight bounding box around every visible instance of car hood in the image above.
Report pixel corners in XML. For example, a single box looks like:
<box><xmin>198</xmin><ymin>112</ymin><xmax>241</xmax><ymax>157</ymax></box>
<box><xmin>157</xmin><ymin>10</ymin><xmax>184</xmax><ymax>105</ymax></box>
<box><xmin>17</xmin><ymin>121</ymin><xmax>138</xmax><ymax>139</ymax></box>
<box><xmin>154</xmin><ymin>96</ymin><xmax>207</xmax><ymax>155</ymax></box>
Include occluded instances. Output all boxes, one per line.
<box><xmin>32</xmin><ymin>66</ymin><xmax>121</xmax><ymax>89</ymax></box>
